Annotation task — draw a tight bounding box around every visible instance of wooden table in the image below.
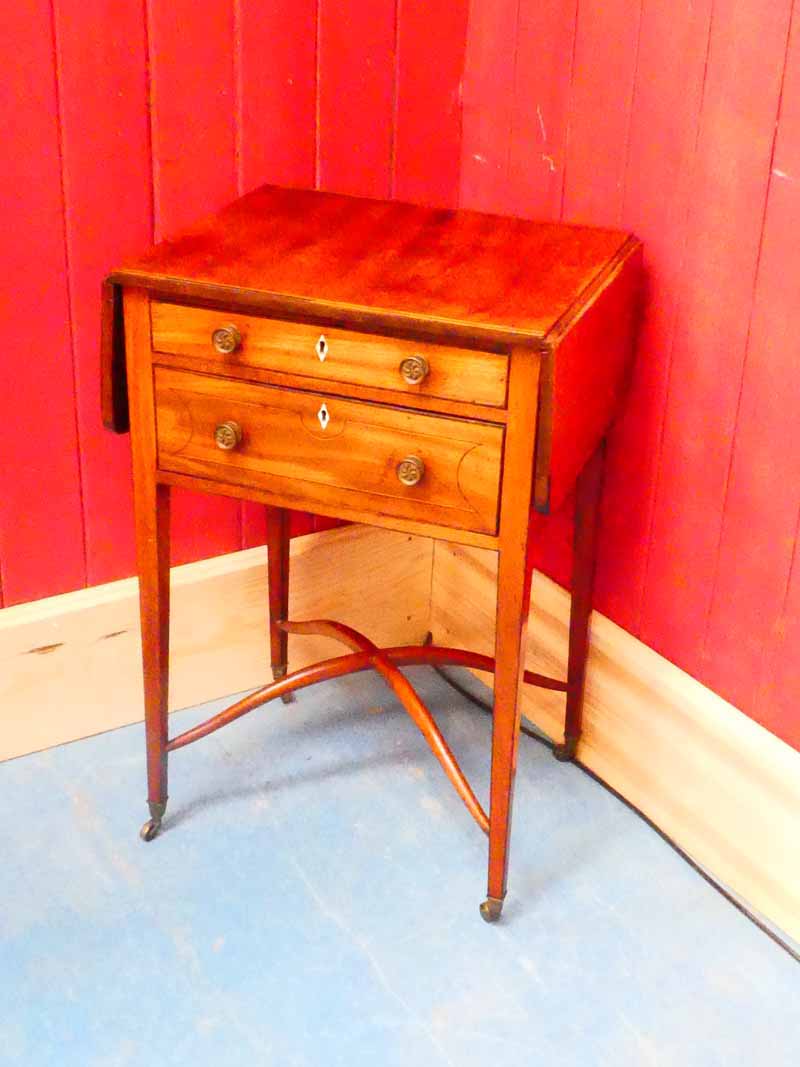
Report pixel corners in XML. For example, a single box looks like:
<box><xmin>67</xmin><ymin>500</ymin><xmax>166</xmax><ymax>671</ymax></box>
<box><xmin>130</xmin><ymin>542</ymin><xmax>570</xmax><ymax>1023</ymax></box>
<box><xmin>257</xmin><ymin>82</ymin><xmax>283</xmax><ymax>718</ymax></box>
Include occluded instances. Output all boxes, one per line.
<box><xmin>102</xmin><ymin>185</ymin><xmax>640</xmax><ymax>922</ymax></box>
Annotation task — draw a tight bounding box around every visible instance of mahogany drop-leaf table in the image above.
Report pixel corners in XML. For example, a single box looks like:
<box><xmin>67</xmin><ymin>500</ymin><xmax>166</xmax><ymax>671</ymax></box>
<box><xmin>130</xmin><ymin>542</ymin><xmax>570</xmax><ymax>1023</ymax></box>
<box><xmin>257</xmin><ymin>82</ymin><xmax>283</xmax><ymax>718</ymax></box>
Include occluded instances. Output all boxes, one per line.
<box><xmin>102</xmin><ymin>185</ymin><xmax>641</xmax><ymax>922</ymax></box>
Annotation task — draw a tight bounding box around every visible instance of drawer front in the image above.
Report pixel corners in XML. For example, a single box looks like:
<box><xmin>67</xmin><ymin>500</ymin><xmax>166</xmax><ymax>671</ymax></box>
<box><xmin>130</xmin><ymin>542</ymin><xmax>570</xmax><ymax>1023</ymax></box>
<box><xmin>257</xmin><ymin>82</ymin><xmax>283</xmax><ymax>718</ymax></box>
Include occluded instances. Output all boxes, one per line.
<box><xmin>151</xmin><ymin>302</ymin><xmax>508</xmax><ymax>408</ymax></box>
<box><xmin>155</xmin><ymin>368</ymin><xmax>503</xmax><ymax>534</ymax></box>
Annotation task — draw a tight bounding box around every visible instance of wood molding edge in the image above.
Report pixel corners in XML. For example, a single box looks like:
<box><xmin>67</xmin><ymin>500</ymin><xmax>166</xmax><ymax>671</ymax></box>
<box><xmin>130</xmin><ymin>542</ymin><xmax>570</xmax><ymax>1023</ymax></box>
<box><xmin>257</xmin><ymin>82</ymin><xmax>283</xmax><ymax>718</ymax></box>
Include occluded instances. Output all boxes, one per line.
<box><xmin>0</xmin><ymin>525</ymin><xmax>433</xmax><ymax>762</ymax></box>
<box><xmin>430</xmin><ymin>541</ymin><xmax>800</xmax><ymax>945</ymax></box>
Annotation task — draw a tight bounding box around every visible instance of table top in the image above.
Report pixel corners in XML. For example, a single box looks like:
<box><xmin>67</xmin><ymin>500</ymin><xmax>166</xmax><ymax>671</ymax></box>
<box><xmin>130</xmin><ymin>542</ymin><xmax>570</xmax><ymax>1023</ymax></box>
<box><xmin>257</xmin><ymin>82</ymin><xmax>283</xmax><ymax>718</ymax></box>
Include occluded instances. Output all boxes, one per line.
<box><xmin>110</xmin><ymin>184</ymin><xmax>633</xmax><ymax>344</ymax></box>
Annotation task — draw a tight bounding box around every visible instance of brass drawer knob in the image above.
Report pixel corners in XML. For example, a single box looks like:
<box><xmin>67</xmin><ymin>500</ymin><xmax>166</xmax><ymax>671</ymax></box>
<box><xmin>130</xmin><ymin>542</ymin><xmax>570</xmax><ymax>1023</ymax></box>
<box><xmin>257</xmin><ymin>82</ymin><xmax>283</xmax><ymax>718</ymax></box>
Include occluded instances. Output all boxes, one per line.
<box><xmin>396</xmin><ymin>455</ymin><xmax>425</xmax><ymax>487</ymax></box>
<box><xmin>399</xmin><ymin>355</ymin><xmax>429</xmax><ymax>385</ymax></box>
<box><xmin>214</xmin><ymin>420</ymin><xmax>243</xmax><ymax>451</ymax></box>
<box><xmin>211</xmin><ymin>324</ymin><xmax>242</xmax><ymax>354</ymax></box>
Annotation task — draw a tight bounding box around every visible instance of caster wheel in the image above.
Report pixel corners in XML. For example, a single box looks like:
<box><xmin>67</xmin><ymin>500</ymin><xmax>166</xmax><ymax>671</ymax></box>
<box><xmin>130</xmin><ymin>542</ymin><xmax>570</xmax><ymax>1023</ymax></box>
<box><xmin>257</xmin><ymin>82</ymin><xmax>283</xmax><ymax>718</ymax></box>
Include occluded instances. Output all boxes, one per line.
<box><xmin>139</xmin><ymin>818</ymin><xmax>161</xmax><ymax>842</ymax></box>
<box><xmin>479</xmin><ymin>897</ymin><xmax>504</xmax><ymax>923</ymax></box>
<box><xmin>272</xmin><ymin>667</ymin><xmax>295</xmax><ymax>705</ymax></box>
<box><xmin>553</xmin><ymin>738</ymin><xmax>578</xmax><ymax>763</ymax></box>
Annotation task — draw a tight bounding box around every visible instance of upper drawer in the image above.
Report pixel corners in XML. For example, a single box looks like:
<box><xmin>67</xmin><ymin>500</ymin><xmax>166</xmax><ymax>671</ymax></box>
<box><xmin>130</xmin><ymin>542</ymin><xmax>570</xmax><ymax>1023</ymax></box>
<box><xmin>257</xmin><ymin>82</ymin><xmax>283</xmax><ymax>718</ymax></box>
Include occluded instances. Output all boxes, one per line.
<box><xmin>151</xmin><ymin>302</ymin><xmax>508</xmax><ymax>408</ymax></box>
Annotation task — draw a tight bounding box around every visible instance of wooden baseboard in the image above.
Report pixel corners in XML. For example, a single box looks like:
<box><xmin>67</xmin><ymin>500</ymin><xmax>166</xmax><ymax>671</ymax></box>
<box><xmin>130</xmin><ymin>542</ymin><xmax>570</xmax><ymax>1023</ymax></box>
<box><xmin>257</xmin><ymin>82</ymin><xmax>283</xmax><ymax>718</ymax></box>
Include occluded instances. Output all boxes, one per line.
<box><xmin>431</xmin><ymin>541</ymin><xmax>800</xmax><ymax>945</ymax></box>
<box><xmin>0</xmin><ymin>525</ymin><xmax>432</xmax><ymax>762</ymax></box>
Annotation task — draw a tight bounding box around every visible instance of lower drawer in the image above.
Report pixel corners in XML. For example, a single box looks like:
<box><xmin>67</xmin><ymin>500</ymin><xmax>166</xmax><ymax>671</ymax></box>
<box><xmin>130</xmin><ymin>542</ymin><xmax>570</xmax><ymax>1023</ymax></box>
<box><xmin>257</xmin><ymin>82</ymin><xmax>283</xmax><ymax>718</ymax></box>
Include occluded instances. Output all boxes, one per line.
<box><xmin>155</xmin><ymin>368</ymin><xmax>504</xmax><ymax>535</ymax></box>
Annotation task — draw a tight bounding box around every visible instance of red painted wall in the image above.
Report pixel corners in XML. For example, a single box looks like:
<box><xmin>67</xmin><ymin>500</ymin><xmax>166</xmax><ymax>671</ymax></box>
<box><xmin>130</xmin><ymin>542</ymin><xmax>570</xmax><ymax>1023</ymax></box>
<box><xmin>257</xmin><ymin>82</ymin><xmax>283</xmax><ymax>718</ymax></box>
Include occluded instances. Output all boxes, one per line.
<box><xmin>1</xmin><ymin>2</ymin><xmax>798</xmax><ymax>750</ymax></box>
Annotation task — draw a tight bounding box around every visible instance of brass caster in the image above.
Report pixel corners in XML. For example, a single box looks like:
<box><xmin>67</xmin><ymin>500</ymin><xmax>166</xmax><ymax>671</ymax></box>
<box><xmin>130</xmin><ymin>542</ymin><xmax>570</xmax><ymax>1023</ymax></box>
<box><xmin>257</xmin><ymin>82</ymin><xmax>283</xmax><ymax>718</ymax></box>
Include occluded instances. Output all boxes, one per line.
<box><xmin>139</xmin><ymin>801</ymin><xmax>166</xmax><ymax>842</ymax></box>
<box><xmin>553</xmin><ymin>737</ymin><xmax>578</xmax><ymax>762</ymax></box>
<box><xmin>479</xmin><ymin>896</ymin><xmax>504</xmax><ymax>923</ymax></box>
<box><xmin>273</xmin><ymin>666</ymin><xmax>295</xmax><ymax>704</ymax></box>
<box><xmin>139</xmin><ymin>818</ymin><xmax>161</xmax><ymax>842</ymax></box>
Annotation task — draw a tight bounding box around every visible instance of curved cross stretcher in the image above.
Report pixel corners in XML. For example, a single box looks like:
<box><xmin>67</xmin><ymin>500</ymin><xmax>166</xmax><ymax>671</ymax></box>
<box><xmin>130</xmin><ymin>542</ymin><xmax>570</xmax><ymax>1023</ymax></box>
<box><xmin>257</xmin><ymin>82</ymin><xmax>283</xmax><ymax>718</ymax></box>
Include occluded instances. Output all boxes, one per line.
<box><xmin>165</xmin><ymin>617</ymin><xmax>568</xmax><ymax>838</ymax></box>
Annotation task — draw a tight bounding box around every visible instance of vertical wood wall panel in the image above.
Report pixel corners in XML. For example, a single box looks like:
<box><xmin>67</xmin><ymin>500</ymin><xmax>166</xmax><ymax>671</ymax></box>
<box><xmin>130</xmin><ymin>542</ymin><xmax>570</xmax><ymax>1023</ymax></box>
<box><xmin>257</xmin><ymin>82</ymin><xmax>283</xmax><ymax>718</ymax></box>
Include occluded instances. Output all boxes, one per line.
<box><xmin>393</xmin><ymin>1</ymin><xmax>468</xmax><ymax>206</ymax></box>
<box><xmin>238</xmin><ymin>0</ymin><xmax>317</xmax><ymax>194</ymax></box>
<box><xmin>459</xmin><ymin>0</ymin><xmax>519</xmax><ymax>212</ymax></box>
<box><xmin>561</xmin><ymin>0</ymin><xmax>643</xmax><ymax>226</ymax></box>
<box><xmin>317</xmin><ymin>0</ymin><xmax>397</xmax><ymax>198</ymax></box>
<box><xmin>707</xmin><ymin>7</ymin><xmax>800</xmax><ymax>744</ymax></box>
<box><xmin>764</xmin><ymin>515</ymin><xmax>800</xmax><ymax>750</ymax></box>
<box><xmin>639</xmin><ymin>0</ymin><xmax>794</xmax><ymax>679</ymax></box>
<box><xmin>506</xmin><ymin>0</ymin><xmax>577</xmax><ymax>221</ymax></box>
<box><xmin>754</xmin><ymin>6</ymin><xmax>800</xmax><ymax>750</ymax></box>
<box><xmin>147</xmin><ymin>1</ymin><xmax>238</xmax><ymax>239</ymax></box>
<box><xmin>146</xmin><ymin>0</ymin><xmax>242</xmax><ymax>565</ymax></box>
<box><xmin>594</xmin><ymin>0</ymin><xmax>715</xmax><ymax>632</ymax></box>
<box><xmin>53</xmin><ymin>0</ymin><xmax>153</xmax><ymax>587</ymax></box>
<box><xmin>0</xmin><ymin>2</ymin><xmax>86</xmax><ymax>605</ymax></box>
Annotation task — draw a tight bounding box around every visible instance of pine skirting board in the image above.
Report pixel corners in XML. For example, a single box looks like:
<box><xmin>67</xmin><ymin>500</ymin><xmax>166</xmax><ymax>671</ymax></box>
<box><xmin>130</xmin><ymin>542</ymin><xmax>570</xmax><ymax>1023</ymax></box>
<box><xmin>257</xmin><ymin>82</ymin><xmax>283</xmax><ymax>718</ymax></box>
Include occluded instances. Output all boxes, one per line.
<box><xmin>0</xmin><ymin>525</ymin><xmax>432</xmax><ymax>763</ymax></box>
<box><xmin>1</xmin><ymin>524</ymin><xmax>798</xmax><ymax>943</ymax></box>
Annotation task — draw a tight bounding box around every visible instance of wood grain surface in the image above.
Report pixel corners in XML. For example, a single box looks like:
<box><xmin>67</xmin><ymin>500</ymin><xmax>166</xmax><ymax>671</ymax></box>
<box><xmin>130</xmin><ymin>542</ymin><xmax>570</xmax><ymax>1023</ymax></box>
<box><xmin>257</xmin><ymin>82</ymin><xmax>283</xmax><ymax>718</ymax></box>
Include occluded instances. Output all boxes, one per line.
<box><xmin>112</xmin><ymin>185</ymin><xmax>631</xmax><ymax>341</ymax></box>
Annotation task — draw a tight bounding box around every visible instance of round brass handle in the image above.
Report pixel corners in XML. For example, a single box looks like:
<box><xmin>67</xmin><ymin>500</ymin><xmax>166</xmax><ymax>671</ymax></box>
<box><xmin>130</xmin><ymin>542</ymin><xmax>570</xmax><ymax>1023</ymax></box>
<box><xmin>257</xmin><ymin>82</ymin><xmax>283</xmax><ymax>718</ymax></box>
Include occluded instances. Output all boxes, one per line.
<box><xmin>214</xmin><ymin>420</ymin><xmax>243</xmax><ymax>451</ymax></box>
<box><xmin>399</xmin><ymin>355</ymin><xmax>429</xmax><ymax>385</ymax></box>
<box><xmin>211</xmin><ymin>324</ymin><xmax>242</xmax><ymax>354</ymax></box>
<box><xmin>396</xmin><ymin>455</ymin><xmax>425</xmax><ymax>487</ymax></box>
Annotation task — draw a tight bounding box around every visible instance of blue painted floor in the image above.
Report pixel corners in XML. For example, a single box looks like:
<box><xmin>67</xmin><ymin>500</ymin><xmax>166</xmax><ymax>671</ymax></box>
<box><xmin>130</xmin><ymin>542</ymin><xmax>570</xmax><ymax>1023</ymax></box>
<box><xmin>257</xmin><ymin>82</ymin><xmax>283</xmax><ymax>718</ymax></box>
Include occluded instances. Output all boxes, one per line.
<box><xmin>3</xmin><ymin>667</ymin><xmax>798</xmax><ymax>1066</ymax></box>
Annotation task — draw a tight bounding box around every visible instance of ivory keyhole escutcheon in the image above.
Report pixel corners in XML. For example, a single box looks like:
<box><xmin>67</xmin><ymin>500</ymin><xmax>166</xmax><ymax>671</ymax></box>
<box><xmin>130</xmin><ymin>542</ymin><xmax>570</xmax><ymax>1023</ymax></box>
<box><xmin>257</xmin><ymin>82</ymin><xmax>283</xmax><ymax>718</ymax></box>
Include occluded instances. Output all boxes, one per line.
<box><xmin>316</xmin><ymin>335</ymin><xmax>328</xmax><ymax>362</ymax></box>
<box><xmin>317</xmin><ymin>402</ymin><xmax>330</xmax><ymax>430</ymax></box>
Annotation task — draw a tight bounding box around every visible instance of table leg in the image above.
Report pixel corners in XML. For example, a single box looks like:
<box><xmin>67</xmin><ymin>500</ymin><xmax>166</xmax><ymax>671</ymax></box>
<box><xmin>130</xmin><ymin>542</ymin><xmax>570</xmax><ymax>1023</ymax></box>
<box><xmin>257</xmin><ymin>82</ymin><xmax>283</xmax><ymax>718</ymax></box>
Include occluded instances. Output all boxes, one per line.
<box><xmin>554</xmin><ymin>444</ymin><xmax>605</xmax><ymax>763</ymax></box>
<box><xmin>481</xmin><ymin>344</ymin><xmax>540</xmax><ymax>922</ymax></box>
<box><xmin>123</xmin><ymin>287</ymin><xmax>171</xmax><ymax>842</ymax></box>
<box><xmin>482</xmin><ymin>552</ymin><xmax>534</xmax><ymax>922</ymax></box>
<box><xmin>266</xmin><ymin>505</ymin><xmax>294</xmax><ymax>704</ymax></box>
<box><xmin>136</xmin><ymin>483</ymin><xmax>171</xmax><ymax>841</ymax></box>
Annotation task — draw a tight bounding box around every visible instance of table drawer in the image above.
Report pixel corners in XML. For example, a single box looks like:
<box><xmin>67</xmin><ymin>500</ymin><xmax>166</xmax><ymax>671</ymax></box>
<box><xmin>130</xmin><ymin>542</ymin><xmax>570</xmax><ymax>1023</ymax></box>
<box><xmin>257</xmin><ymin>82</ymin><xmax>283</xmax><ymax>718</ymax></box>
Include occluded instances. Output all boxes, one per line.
<box><xmin>151</xmin><ymin>302</ymin><xmax>508</xmax><ymax>408</ymax></box>
<box><xmin>155</xmin><ymin>368</ymin><xmax>503</xmax><ymax>535</ymax></box>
